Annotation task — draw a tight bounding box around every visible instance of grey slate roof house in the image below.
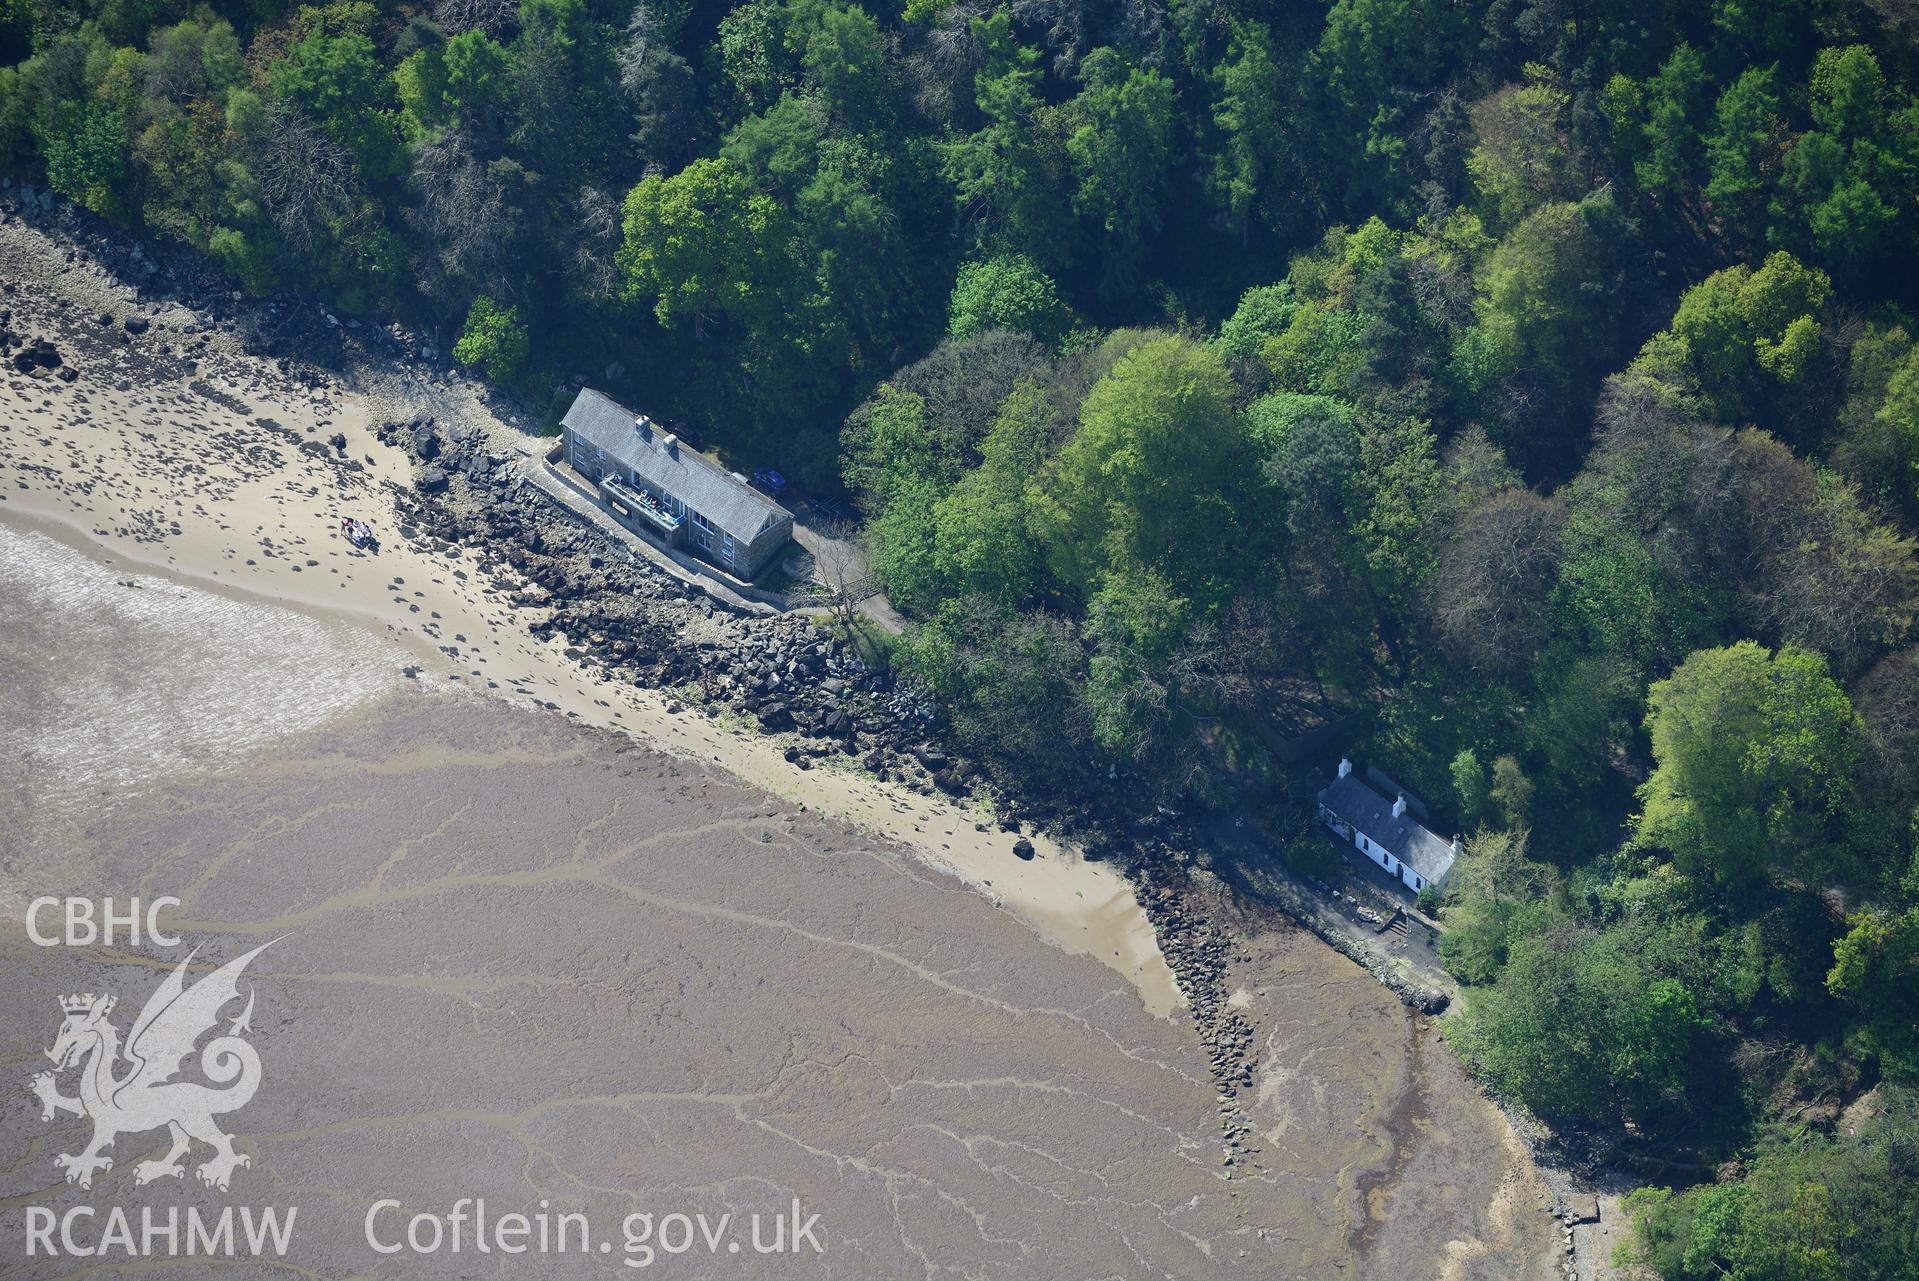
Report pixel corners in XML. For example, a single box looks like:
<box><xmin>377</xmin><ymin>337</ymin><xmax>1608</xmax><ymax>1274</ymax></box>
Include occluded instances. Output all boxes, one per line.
<box><xmin>1317</xmin><ymin>759</ymin><xmax>1460</xmax><ymax>894</ymax></box>
<box><xmin>561</xmin><ymin>388</ymin><xmax>795</xmax><ymax>579</ymax></box>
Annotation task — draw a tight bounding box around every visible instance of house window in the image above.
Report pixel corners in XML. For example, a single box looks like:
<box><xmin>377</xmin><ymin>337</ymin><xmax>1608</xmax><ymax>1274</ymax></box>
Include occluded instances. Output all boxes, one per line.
<box><xmin>686</xmin><ymin>510</ymin><xmax>713</xmax><ymax>550</ymax></box>
<box><xmin>721</xmin><ymin>531</ymin><xmax>736</xmax><ymax>564</ymax></box>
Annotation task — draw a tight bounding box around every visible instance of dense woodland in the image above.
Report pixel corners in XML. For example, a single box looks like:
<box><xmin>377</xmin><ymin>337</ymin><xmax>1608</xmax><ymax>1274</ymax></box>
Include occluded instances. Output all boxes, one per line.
<box><xmin>7</xmin><ymin>0</ymin><xmax>1919</xmax><ymax>1272</ymax></box>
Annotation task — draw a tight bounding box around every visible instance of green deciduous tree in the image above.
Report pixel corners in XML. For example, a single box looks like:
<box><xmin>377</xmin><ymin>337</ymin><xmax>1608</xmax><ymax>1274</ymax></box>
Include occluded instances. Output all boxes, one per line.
<box><xmin>1457</xmin><ymin>923</ymin><xmax>1712</xmax><ymax>1124</ymax></box>
<box><xmin>1216</xmin><ymin>282</ymin><xmax>1295</xmax><ymax>366</ymax></box>
<box><xmin>1476</xmin><ymin>195</ymin><xmax>1623</xmax><ymax>396</ymax></box>
<box><xmin>1309</xmin><ymin>0</ymin><xmax>1469</xmax><ymax>210</ymax></box>
<box><xmin>867</xmin><ymin>475</ymin><xmax>944</xmax><ymax>611</ymax></box>
<box><xmin>1703</xmin><ymin>65</ymin><xmax>1785</xmax><ymax>250</ymax></box>
<box><xmin>793</xmin><ymin>1</ymin><xmax>885</xmax><ymax>123</ymax></box>
<box><xmin>1771</xmin><ymin>46</ymin><xmax>1919</xmax><ymax>280</ymax></box>
<box><xmin>38</xmin><ymin>100</ymin><xmax>132</xmax><ymax>215</ymax></box>
<box><xmin>445</xmin><ymin>30</ymin><xmax>508</xmax><ymax>114</ymax></box>
<box><xmin>894</xmin><ymin>596</ymin><xmax>1091</xmax><ymax>786</ymax></box>
<box><xmin>926</xmin><ymin>379</ymin><xmax>1050</xmax><ymax>606</ymax></box>
<box><xmin>1209</xmin><ymin>20</ymin><xmax>1290</xmax><ymax>242</ymax></box>
<box><xmin>1637</xmin><ymin>641</ymin><xmax>1861</xmax><ymax>883</ymax></box>
<box><xmin>452</xmin><ymin>295</ymin><xmax>529</xmax><ymax>378</ymax></box>
<box><xmin>270</xmin><ymin>22</ymin><xmax>402</xmax><ymax>178</ymax></box>
<box><xmin>1450</xmin><ymin>748</ymin><xmax>1490</xmax><ymax>826</ymax></box>
<box><xmin>617</xmin><ymin>157</ymin><xmax>789</xmax><ymax>327</ymax></box>
<box><xmin>1666</xmin><ymin>251</ymin><xmax>1831</xmax><ymax>423</ymax></box>
<box><xmin>1032</xmin><ymin>334</ymin><xmax>1244</xmax><ymax>602</ymax></box>
<box><xmin>1637</xmin><ymin>44</ymin><xmax>1709</xmax><ymax>214</ymax></box>
<box><xmin>395</xmin><ymin>46</ymin><xmax>452</xmax><ymax>133</ymax></box>
<box><xmin>1828</xmin><ymin>906</ymin><xmax>1919</xmax><ymax>1076</ymax></box>
<box><xmin>940</xmin><ymin>8</ymin><xmax>1072</xmax><ymax>265</ymax></box>
<box><xmin>841</xmin><ymin>383</ymin><xmax>936</xmax><ymax>504</ymax></box>
<box><xmin>1465</xmin><ymin>74</ymin><xmax>1581</xmax><ymax>230</ymax></box>
<box><xmin>948</xmin><ymin>254</ymin><xmax>1067</xmax><ymax>341</ymax></box>
<box><xmin>1623</xmin><ymin>1090</ymin><xmax>1919</xmax><ymax>1279</ymax></box>
<box><xmin>1490</xmin><ymin>754</ymin><xmax>1534</xmax><ymax>828</ymax></box>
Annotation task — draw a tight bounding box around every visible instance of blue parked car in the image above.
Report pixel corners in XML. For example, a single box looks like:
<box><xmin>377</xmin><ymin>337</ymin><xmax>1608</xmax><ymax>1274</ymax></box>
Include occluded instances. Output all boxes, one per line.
<box><xmin>751</xmin><ymin>468</ymin><xmax>787</xmax><ymax>496</ymax></box>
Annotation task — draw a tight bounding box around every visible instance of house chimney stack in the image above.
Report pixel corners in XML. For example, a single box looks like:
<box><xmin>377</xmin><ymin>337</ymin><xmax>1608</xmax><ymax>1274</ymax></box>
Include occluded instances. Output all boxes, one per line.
<box><xmin>1452</xmin><ymin>836</ymin><xmax>1463</xmax><ymax>856</ymax></box>
<box><xmin>1392</xmin><ymin>794</ymin><xmax>1407</xmax><ymax>818</ymax></box>
<box><xmin>662</xmin><ymin>432</ymin><xmax>678</xmax><ymax>453</ymax></box>
<box><xmin>1337</xmin><ymin>758</ymin><xmax>1352</xmax><ymax>779</ymax></box>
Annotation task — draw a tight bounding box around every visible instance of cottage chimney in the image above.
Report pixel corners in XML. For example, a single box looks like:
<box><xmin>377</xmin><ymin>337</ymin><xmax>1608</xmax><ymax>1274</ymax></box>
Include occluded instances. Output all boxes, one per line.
<box><xmin>1337</xmin><ymin>758</ymin><xmax>1352</xmax><ymax>779</ymax></box>
<box><xmin>661</xmin><ymin>432</ymin><xmax>678</xmax><ymax>455</ymax></box>
<box><xmin>1451</xmin><ymin>836</ymin><xmax>1463</xmax><ymax>857</ymax></box>
<box><xmin>1392</xmin><ymin>794</ymin><xmax>1407</xmax><ymax>818</ymax></box>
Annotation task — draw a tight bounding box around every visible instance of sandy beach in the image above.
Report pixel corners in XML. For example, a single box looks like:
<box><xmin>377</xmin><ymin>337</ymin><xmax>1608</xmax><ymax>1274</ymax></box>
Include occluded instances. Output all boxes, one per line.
<box><xmin>0</xmin><ymin>212</ymin><xmax>1560</xmax><ymax>1277</ymax></box>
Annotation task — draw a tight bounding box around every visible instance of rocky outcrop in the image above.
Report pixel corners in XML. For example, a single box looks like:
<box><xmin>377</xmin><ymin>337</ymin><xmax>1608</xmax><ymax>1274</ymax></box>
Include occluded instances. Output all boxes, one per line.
<box><xmin>381</xmin><ymin>418</ymin><xmax>952</xmax><ymax>794</ymax></box>
<box><xmin>0</xmin><ymin>321</ymin><xmax>72</xmax><ymax>380</ymax></box>
<box><xmin>1134</xmin><ymin>864</ymin><xmax>1262</xmax><ymax>1169</ymax></box>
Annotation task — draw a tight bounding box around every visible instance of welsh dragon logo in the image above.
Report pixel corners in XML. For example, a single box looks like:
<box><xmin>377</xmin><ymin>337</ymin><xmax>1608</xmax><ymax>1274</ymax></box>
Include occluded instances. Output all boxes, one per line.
<box><xmin>29</xmin><ymin>941</ymin><xmax>274</xmax><ymax>1191</ymax></box>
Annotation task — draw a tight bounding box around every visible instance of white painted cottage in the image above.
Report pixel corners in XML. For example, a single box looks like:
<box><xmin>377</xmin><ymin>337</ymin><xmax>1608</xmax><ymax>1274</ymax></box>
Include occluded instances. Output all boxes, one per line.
<box><xmin>1317</xmin><ymin>759</ymin><xmax>1459</xmax><ymax>894</ymax></box>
